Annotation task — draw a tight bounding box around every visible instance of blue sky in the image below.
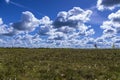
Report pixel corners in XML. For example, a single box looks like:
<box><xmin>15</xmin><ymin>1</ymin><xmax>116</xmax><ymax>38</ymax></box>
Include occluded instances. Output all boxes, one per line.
<box><xmin>1</xmin><ymin>0</ymin><xmax>96</xmax><ymax>21</ymax></box>
<box><xmin>0</xmin><ymin>0</ymin><xmax>120</xmax><ymax>48</ymax></box>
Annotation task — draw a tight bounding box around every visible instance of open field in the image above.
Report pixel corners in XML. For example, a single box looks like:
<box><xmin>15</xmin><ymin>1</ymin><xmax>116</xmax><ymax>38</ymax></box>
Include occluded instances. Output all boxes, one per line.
<box><xmin>0</xmin><ymin>48</ymin><xmax>120</xmax><ymax>80</ymax></box>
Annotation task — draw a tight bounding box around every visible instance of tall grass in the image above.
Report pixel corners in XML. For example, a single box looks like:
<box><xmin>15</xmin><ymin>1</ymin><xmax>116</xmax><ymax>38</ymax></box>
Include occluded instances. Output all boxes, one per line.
<box><xmin>0</xmin><ymin>48</ymin><xmax>120</xmax><ymax>80</ymax></box>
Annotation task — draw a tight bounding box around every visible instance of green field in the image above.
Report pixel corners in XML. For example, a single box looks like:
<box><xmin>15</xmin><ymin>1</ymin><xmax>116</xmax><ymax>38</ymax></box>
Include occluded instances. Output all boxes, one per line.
<box><xmin>0</xmin><ymin>48</ymin><xmax>120</xmax><ymax>80</ymax></box>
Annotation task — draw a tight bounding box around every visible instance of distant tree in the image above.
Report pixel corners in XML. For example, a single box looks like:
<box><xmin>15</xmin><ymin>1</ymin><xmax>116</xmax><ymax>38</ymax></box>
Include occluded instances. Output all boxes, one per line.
<box><xmin>112</xmin><ymin>43</ymin><xmax>115</xmax><ymax>49</ymax></box>
<box><xmin>94</xmin><ymin>43</ymin><xmax>97</xmax><ymax>49</ymax></box>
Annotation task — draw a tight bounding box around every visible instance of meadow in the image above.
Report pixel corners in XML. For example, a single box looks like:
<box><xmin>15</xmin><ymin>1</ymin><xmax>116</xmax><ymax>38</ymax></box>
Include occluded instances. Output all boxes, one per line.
<box><xmin>0</xmin><ymin>48</ymin><xmax>120</xmax><ymax>80</ymax></box>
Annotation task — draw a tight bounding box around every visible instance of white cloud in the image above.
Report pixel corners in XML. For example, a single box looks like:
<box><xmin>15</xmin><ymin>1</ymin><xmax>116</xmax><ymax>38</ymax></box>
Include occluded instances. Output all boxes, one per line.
<box><xmin>101</xmin><ymin>10</ymin><xmax>120</xmax><ymax>36</ymax></box>
<box><xmin>97</xmin><ymin>0</ymin><xmax>120</xmax><ymax>10</ymax></box>
<box><xmin>12</xmin><ymin>11</ymin><xmax>40</xmax><ymax>32</ymax></box>
<box><xmin>57</xmin><ymin>26</ymin><xmax>75</xmax><ymax>34</ymax></box>
<box><xmin>39</xmin><ymin>25</ymin><xmax>53</xmax><ymax>35</ymax></box>
<box><xmin>37</xmin><ymin>7</ymin><xmax>95</xmax><ymax>44</ymax></box>
<box><xmin>34</xmin><ymin>7</ymin><xmax>95</xmax><ymax>48</ymax></box>
<box><xmin>46</xmin><ymin>7</ymin><xmax>94</xmax><ymax>41</ymax></box>
<box><xmin>39</xmin><ymin>16</ymin><xmax>53</xmax><ymax>35</ymax></box>
<box><xmin>0</xmin><ymin>11</ymin><xmax>41</xmax><ymax>37</ymax></box>
<box><xmin>0</xmin><ymin>18</ymin><xmax>15</xmax><ymax>36</ymax></box>
<box><xmin>108</xmin><ymin>10</ymin><xmax>120</xmax><ymax>24</ymax></box>
<box><xmin>40</xmin><ymin>16</ymin><xmax>52</xmax><ymax>25</ymax></box>
<box><xmin>53</xmin><ymin>7</ymin><xmax>92</xmax><ymax>28</ymax></box>
<box><xmin>0</xmin><ymin>18</ymin><xmax>3</xmax><ymax>25</ymax></box>
<box><xmin>0</xmin><ymin>7</ymin><xmax>96</xmax><ymax>48</ymax></box>
<box><xmin>85</xmin><ymin>29</ymin><xmax>95</xmax><ymax>36</ymax></box>
<box><xmin>48</xmin><ymin>32</ymin><xmax>68</xmax><ymax>40</ymax></box>
<box><xmin>96</xmin><ymin>10</ymin><xmax>120</xmax><ymax>48</ymax></box>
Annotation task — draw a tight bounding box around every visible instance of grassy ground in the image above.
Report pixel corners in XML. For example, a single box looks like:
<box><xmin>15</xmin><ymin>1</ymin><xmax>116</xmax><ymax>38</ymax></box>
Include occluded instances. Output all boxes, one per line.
<box><xmin>0</xmin><ymin>48</ymin><xmax>120</xmax><ymax>80</ymax></box>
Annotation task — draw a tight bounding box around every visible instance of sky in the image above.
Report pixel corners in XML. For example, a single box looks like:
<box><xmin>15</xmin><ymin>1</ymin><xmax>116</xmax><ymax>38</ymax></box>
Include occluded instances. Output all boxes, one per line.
<box><xmin>0</xmin><ymin>0</ymin><xmax>120</xmax><ymax>48</ymax></box>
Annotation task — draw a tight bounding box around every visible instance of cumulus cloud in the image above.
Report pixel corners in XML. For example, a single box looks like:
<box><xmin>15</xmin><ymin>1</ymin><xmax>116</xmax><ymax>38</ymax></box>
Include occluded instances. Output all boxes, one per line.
<box><xmin>0</xmin><ymin>18</ymin><xmax>14</xmax><ymax>36</ymax></box>
<box><xmin>108</xmin><ymin>10</ymin><xmax>120</xmax><ymax>23</ymax></box>
<box><xmin>48</xmin><ymin>32</ymin><xmax>67</xmax><ymax>40</ymax></box>
<box><xmin>97</xmin><ymin>0</ymin><xmax>120</xmax><ymax>10</ymax></box>
<box><xmin>40</xmin><ymin>16</ymin><xmax>52</xmax><ymax>25</ymax></box>
<box><xmin>85</xmin><ymin>29</ymin><xmax>95</xmax><ymax>36</ymax></box>
<box><xmin>39</xmin><ymin>16</ymin><xmax>53</xmax><ymax>35</ymax></box>
<box><xmin>53</xmin><ymin>7</ymin><xmax>92</xmax><ymax>28</ymax></box>
<box><xmin>0</xmin><ymin>7</ymin><xmax>96</xmax><ymax>48</ymax></box>
<box><xmin>0</xmin><ymin>11</ymin><xmax>41</xmax><ymax>37</ymax></box>
<box><xmin>12</xmin><ymin>11</ymin><xmax>40</xmax><ymax>32</ymax></box>
<box><xmin>96</xmin><ymin>10</ymin><xmax>120</xmax><ymax>48</ymax></box>
<box><xmin>0</xmin><ymin>18</ymin><xmax>7</xmax><ymax>34</ymax></box>
<box><xmin>101</xmin><ymin>10</ymin><xmax>120</xmax><ymax>36</ymax></box>
<box><xmin>44</xmin><ymin>7</ymin><xmax>94</xmax><ymax>40</ymax></box>
<box><xmin>37</xmin><ymin>7</ymin><xmax>95</xmax><ymax>43</ymax></box>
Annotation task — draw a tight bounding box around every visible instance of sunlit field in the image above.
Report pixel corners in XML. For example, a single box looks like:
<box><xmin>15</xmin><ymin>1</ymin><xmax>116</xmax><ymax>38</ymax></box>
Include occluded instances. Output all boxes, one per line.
<box><xmin>0</xmin><ymin>48</ymin><xmax>120</xmax><ymax>80</ymax></box>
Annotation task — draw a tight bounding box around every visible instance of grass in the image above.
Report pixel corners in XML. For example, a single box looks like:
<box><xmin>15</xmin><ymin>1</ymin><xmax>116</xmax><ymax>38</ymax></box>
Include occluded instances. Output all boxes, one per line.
<box><xmin>0</xmin><ymin>48</ymin><xmax>120</xmax><ymax>80</ymax></box>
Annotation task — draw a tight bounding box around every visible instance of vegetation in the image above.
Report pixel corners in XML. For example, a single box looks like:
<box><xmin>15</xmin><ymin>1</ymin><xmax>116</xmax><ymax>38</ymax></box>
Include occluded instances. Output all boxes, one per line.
<box><xmin>0</xmin><ymin>48</ymin><xmax>120</xmax><ymax>80</ymax></box>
